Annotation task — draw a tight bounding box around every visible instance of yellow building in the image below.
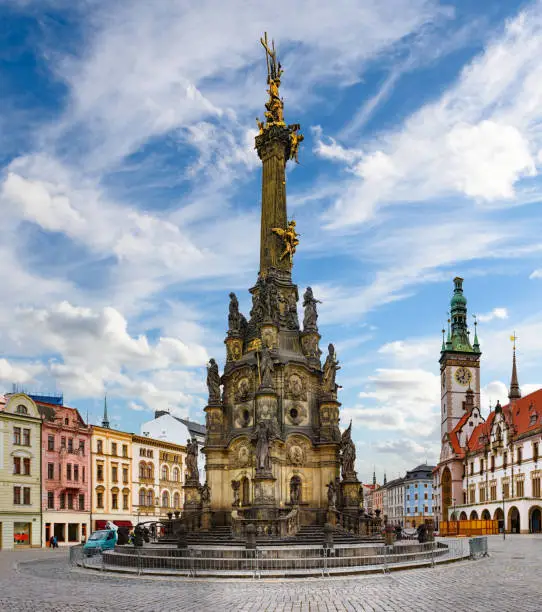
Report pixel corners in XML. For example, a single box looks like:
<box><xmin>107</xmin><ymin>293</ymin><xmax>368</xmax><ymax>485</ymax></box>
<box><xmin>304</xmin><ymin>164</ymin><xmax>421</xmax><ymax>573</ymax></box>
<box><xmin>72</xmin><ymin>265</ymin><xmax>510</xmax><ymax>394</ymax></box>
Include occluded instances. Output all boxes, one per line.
<box><xmin>132</xmin><ymin>434</ymin><xmax>185</xmax><ymax>524</ymax></box>
<box><xmin>91</xmin><ymin>425</ymin><xmax>133</xmax><ymax>531</ymax></box>
<box><xmin>0</xmin><ymin>394</ymin><xmax>42</xmax><ymax>549</ymax></box>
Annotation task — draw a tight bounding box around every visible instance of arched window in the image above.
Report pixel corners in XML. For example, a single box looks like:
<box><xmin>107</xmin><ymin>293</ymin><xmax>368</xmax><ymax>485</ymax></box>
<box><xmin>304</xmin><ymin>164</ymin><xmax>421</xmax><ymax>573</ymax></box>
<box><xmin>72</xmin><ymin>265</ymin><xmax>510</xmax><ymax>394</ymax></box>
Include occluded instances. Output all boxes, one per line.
<box><xmin>162</xmin><ymin>491</ymin><xmax>170</xmax><ymax>508</ymax></box>
<box><xmin>139</xmin><ymin>462</ymin><xmax>146</xmax><ymax>479</ymax></box>
<box><xmin>173</xmin><ymin>467</ymin><xmax>180</xmax><ymax>482</ymax></box>
<box><xmin>173</xmin><ymin>492</ymin><xmax>180</xmax><ymax>508</ymax></box>
<box><xmin>139</xmin><ymin>489</ymin><xmax>146</xmax><ymax>507</ymax></box>
<box><xmin>16</xmin><ymin>405</ymin><xmax>28</xmax><ymax>415</ymax></box>
<box><xmin>147</xmin><ymin>490</ymin><xmax>154</xmax><ymax>506</ymax></box>
<box><xmin>161</xmin><ymin>465</ymin><xmax>169</xmax><ymax>481</ymax></box>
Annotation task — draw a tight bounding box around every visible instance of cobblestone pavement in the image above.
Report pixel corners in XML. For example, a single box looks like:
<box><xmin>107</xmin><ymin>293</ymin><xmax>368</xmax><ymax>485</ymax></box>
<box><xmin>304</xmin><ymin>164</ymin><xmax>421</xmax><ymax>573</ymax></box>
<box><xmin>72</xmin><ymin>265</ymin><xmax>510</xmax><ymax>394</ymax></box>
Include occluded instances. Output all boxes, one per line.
<box><xmin>1</xmin><ymin>536</ymin><xmax>541</xmax><ymax>611</ymax></box>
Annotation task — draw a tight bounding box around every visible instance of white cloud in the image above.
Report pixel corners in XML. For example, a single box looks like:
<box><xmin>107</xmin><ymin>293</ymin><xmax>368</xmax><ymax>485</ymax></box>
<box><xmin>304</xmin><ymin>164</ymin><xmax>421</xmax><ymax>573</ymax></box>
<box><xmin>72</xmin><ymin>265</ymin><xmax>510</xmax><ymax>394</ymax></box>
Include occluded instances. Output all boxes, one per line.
<box><xmin>530</xmin><ymin>269</ymin><xmax>542</xmax><ymax>279</ymax></box>
<box><xmin>0</xmin><ymin>359</ymin><xmax>44</xmax><ymax>385</ymax></box>
<box><xmin>477</xmin><ymin>307</ymin><xmax>509</xmax><ymax>323</ymax></box>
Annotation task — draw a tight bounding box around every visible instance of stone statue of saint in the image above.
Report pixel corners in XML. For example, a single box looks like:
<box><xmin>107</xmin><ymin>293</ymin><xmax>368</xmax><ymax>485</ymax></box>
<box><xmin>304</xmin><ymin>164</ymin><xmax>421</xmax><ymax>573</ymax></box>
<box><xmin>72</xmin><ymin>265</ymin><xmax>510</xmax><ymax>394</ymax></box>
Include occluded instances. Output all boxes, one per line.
<box><xmin>327</xmin><ymin>481</ymin><xmax>337</xmax><ymax>509</ymax></box>
<box><xmin>228</xmin><ymin>292</ymin><xmax>245</xmax><ymax>335</ymax></box>
<box><xmin>206</xmin><ymin>358</ymin><xmax>221</xmax><ymax>402</ymax></box>
<box><xmin>340</xmin><ymin>422</ymin><xmax>356</xmax><ymax>480</ymax></box>
<box><xmin>185</xmin><ymin>438</ymin><xmax>199</xmax><ymax>482</ymax></box>
<box><xmin>199</xmin><ymin>482</ymin><xmax>211</xmax><ymax>505</ymax></box>
<box><xmin>302</xmin><ymin>286</ymin><xmax>321</xmax><ymax>331</ymax></box>
<box><xmin>290</xmin><ymin>476</ymin><xmax>301</xmax><ymax>505</ymax></box>
<box><xmin>322</xmin><ymin>343</ymin><xmax>340</xmax><ymax>394</ymax></box>
<box><xmin>254</xmin><ymin>421</ymin><xmax>272</xmax><ymax>474</ymax></box>
<box><xmin>259</xmin><ymin>346</ymin><xmax>274</xmax><ymax>389</ymax></box>
<box><xmin>231</xmin><ymin>480</ymin><xmax>240</xmax><ymax>506</ymax></box>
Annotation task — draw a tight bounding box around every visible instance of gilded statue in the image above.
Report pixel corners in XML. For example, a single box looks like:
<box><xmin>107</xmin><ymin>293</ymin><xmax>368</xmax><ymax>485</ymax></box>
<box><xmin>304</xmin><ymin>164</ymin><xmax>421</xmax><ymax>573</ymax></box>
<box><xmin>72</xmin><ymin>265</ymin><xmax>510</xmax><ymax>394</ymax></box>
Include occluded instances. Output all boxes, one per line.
<box><xmin>256</xmin><ymin>117</ymin><xmax>265</xmax><ymax>134</ymax></box>
<box><xmin>260</xmin><ymin>32</ymin><xmax>285</xmax><ymax>126</ymax></box>
<box><xmin>289</xmin><ymin>124</ymin><xmax>304</xmax><ymax>164</ymax></box>
<box><xmin>271</xmin><ymin>220</ymin><xmax>299</xmax><ymax>264</ymax></box>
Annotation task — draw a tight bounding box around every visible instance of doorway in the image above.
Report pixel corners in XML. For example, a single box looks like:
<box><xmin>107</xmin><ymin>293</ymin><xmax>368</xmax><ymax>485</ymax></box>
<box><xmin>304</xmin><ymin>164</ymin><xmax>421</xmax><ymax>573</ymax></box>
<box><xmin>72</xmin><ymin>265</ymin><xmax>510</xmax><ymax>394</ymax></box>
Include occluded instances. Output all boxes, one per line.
<box><xmin>531</xmin><ymin>507</ymin><xmax>541</xmax><ymax>533</ymax></box>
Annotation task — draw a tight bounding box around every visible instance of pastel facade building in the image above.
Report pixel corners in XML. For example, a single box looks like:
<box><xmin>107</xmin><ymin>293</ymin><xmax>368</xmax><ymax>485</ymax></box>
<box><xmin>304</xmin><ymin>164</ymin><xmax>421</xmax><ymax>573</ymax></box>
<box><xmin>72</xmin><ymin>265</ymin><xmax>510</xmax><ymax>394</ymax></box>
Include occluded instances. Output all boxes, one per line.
<box><xmin>38</xmin><ymin>398</ymin><xmax>91</xmax><ymax>545</ymax></box>
<box><xmin>403</xmin><ymin>464</ymin><xmax>434</xmax><ymax>528</ymax></box>
<box><xmin>132</xmin><ymin>434</ymin><xmax>186</xmax><ymax>523</ymax></box>
<box><xmin>0</xmin><ymin>394</ymin><xmax>42</xmax><ymax>549</ymax></box>
<box><xmin>91</xmin><ymin>424</ymin><xmax>133</xmax><ymax>530</ymax></box>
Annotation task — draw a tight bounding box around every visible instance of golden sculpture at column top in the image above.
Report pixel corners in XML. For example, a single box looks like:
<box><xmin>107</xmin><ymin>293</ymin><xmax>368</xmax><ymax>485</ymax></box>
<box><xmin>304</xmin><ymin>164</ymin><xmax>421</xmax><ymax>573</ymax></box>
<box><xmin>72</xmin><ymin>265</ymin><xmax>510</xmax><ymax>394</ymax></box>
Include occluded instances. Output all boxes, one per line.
<box><xmin>271</xmin><ymin>220</ymin><xmax>300</xmax><ymax>264</ymax></box>
<box><xmin>260</xmin><ymin>32</ymin><xmax>285</xmax><ymax>127</ymax></box>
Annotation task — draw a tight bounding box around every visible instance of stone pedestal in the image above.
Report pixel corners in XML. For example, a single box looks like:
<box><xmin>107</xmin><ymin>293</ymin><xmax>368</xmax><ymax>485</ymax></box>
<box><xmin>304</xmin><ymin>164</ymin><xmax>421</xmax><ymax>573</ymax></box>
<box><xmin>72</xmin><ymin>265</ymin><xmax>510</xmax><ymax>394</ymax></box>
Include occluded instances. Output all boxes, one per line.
<box><xmin>201</xmin><ymin>505</ymin><xmax>212</xmax><ymax>531</ymax></box>
<box><xmin>255</xmin><ymin>389</ymin><xmax>278</xmax><ymax>427</ymax></box>
<box><xmin>319</xmin><ymin>398</ymin><xmax>341</xmax><ymax>442</ymax></box>
<box><xmin>183</xmin><ymin>480</ymin><xmax>201</xmax><ymax>512</ymax></box>
<box><xmin>326</xmin><ymin>508</ymin><xmax>337</xmax><ymax>526</ymax></box>
<box><xmin>341</xmin><ymin>478</ymin><xmax>361</xmax><ymax>511</ymax></box>
<box><xmin>204</xmin><ymin>400</ymin><xmax>224</xmax><ymax>445</ymax></box>
<box><xmin>301</xmin><ymin>330</ymin><xmax>321</xmax><ymax>366</ymax></box>
<box><xmin>253</xmin><ymin>474</ymin><xmax>276</xmax><ymax>507</ymax></box>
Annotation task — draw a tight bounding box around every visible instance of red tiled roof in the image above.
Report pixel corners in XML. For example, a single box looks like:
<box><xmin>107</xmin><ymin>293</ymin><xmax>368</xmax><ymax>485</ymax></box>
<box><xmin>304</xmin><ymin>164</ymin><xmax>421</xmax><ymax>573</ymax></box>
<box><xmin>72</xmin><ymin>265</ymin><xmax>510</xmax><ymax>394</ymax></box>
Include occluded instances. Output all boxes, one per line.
<box><xmin>455</xmin><ymin>388</ymin><xmax>542</xmax><ymax>454</ymax></box>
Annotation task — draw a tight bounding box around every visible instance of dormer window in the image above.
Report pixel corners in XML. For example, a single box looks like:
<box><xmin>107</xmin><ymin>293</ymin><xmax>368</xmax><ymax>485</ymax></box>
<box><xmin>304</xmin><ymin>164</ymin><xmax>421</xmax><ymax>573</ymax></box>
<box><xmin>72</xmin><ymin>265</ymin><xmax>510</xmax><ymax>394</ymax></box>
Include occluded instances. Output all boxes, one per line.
<box><xmin>16</xmin><ymin>405</ymin><xmax>28</xmax><ymax>415</ymax></box>
<box><xmin>530</xmin><ymin>413</ymin><xmax>538</xmax><ymax>426</ymax></box>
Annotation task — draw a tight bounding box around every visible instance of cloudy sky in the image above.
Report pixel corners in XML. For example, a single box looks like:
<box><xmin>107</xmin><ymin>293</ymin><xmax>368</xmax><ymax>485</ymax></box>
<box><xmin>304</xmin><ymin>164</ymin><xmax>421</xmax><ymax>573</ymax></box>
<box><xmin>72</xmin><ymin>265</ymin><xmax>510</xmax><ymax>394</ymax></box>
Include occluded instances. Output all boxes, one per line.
<box><xmin>1</xmin><ymin>0</ymin><xmax>542</xmax><ymax>482</ymax></box>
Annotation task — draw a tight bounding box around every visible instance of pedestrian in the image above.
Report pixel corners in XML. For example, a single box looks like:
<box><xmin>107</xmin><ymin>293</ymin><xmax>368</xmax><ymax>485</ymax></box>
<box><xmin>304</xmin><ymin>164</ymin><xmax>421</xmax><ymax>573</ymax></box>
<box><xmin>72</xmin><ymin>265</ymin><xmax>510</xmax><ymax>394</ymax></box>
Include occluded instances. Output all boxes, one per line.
<box><xmin>49</xmin><ymin>535</ymin><xmax>55</xmax><ymax>548</ymax></box>
<box><xmin>52</xmin><ymin>535</ymin><xmax>58</xmax><ymax>548</ymax></box>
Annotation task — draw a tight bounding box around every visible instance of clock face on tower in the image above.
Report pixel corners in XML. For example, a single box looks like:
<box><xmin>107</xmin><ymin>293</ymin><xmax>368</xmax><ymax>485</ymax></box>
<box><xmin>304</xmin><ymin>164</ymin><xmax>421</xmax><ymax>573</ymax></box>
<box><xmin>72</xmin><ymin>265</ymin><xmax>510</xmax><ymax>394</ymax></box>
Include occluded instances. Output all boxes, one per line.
<box><xmin>455</xmin><ymin>366</ymin><xmax>472</xmax><ymax>386</ymax></box>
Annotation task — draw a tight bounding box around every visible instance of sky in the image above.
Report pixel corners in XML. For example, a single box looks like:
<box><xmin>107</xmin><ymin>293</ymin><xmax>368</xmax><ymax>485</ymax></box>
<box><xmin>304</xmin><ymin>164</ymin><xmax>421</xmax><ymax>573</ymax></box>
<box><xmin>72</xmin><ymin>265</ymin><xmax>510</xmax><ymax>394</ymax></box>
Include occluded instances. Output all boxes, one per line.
<box><xmin>1</xmin><ymin>0</ymin><xmax>542</xmax><ymax>483</ymax></box>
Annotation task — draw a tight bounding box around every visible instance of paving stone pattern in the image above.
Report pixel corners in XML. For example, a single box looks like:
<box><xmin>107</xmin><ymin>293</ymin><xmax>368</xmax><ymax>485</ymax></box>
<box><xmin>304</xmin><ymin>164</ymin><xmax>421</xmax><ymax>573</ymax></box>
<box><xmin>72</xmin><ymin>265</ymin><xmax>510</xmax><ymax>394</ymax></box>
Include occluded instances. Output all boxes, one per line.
<box><xmin>1</xmin><ymin>536</ymin><xmax>541</xmax><ymax>611</ymax></box>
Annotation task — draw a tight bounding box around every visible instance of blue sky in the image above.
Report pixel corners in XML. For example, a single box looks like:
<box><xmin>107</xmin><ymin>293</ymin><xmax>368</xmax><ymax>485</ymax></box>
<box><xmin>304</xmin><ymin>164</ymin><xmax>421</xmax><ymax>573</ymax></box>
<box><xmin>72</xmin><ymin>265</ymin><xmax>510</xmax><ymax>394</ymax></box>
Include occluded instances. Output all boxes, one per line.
<box><xmin>1</xmin><ymin>0</ymin><xmax>542</xmax><ymax>481</ymax></box>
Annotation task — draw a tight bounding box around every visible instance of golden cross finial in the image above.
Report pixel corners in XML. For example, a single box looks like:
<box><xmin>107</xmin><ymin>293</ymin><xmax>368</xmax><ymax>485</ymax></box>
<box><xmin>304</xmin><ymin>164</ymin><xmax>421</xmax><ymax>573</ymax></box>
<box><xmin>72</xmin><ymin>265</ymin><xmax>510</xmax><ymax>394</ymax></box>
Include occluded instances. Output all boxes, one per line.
<box><xmin>510</xmin><ymin>331</ymin><xmax>518</xmax><ymax>351</ymax></box>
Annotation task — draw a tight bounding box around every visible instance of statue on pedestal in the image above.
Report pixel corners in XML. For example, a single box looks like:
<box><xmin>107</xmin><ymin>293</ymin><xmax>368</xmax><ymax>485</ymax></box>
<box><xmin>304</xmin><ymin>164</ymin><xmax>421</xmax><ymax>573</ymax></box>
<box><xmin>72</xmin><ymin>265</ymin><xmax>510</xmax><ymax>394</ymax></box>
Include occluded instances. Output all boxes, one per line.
<box><xmin>259</xmin><ymin>346</ymin><xmax>275</xmax><ymax>390</ymax></box>
<box><xmin>302</xmin><ymin>286</ymin><xmax>321</xmax><ymax>331</ymax></box>
<box><xmin>228</xmin><ymin>292</ymin><xmax>247</xmax><ymax>336</ymax></box>
<box><xmin>327</xmin><ymin>481</ymin><xmax>337</xmax><ymax>509</ymax></box>
<box><xmin>340</xmin><ymin>422</ymin><xmax>356</xmax><ymax>480</ymax></box>
<box><xmin>231</xmin><ymin>480</ymin><xmax>240</xmax><ymax>506</ymax></box>
<box><xmin>253</xmin><ymin>421</ymin><xmax>273</xmax><ymax>474</ymax></box>
<box><xmin>322</xmin><ymin>343</ymin><xmax>340</xmax><ymax>394</ymax></box>
<box><xmin>199</xmin><ymin>482</ymin><xmax>211</xmax><ymax>506</ymax></box>
<box><xmin>206</xmin><ymin>358</ymin><xmax>221</xmax><ymax>403</ymax></box>
<box><xmin>290</xmin><ymin>475</ymin><xmax>301</xmax><ymax>505</ymax></box>
<box><xmin>185</xmin><ymin>438</ymin><xmax>199</xmax><ymax>482</ymax></box>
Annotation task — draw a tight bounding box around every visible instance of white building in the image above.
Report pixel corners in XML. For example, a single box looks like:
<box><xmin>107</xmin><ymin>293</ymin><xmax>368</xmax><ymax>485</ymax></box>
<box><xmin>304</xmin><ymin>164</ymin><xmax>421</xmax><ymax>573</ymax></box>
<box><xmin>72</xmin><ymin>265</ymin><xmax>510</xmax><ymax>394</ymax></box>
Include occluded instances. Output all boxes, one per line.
<box><xmin>382</xmin><ymin>477</ymin><xmax>405</xmax><ymax>525</ymax></box>
<box><xmin>140</xmin><ymin>411</ymin><xmax>206</xmax><ymax>483</ymax></box>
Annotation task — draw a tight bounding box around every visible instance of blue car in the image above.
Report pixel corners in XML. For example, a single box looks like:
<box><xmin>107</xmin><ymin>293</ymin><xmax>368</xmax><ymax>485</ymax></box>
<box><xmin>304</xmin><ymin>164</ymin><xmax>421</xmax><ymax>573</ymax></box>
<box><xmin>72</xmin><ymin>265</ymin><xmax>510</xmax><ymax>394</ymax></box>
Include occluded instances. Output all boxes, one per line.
<box><xmin>83</xmin><ymin>529</ymin><xmax>117</xmax><ymax>555</ymax></box>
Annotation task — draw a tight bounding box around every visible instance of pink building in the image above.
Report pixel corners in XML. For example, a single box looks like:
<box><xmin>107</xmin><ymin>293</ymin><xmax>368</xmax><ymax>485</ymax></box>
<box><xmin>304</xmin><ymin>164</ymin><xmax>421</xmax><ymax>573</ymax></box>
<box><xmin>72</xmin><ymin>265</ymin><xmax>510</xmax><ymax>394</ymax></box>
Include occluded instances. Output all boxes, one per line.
<box><xmin>38</xmin><ymin>400</ymin><xmax>91</xmax><ymax>545</ymax></box>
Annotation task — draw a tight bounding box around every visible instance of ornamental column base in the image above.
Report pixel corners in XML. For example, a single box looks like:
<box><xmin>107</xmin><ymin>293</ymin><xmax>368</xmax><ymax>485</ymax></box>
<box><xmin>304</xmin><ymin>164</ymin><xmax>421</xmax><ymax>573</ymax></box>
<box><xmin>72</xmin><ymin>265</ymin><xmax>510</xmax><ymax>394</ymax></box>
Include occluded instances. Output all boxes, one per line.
<box><xmin>182</xmin><ymin>481</ymin><xmax>201</xmax><ymax>513</ymax></box>
<box><xmin>340</xmin><ymin>478</ymin><xmax>361</xmax><ymax>511</ymax></box>
<box><xmin>319</xmin><ymin>398</ymin><xmax>341</xmax><ymax>442</ymax></box>
<box><xmin>253</xmin><ymin>473</ymin><xmax>277</xmax><ymax>508</ymax></box>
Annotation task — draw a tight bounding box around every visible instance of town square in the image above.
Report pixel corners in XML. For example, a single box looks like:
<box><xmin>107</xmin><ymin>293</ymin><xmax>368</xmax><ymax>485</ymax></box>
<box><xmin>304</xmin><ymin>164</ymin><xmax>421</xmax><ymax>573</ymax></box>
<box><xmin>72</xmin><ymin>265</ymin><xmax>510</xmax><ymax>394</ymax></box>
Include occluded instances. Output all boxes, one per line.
<box><xmin>1</xmin><ymin>0</ymin><xmax>542</xmax><ymax>610</ymax></box>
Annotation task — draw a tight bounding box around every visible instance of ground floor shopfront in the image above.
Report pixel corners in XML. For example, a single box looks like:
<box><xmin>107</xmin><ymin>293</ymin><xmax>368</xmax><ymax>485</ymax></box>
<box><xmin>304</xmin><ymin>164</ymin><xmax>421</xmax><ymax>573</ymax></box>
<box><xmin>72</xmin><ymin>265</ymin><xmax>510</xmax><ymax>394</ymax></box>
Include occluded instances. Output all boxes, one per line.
<box><xmin>43</xmin><ymin>511</ymin><xmax>90</xmax><ymax>546</ymax></box>
<box><xmin>92</xmin><ymin>514</ymin><xmax>133</xmax><ymax>532</ymax></box>
<box><xmin>0</xmin><ymin>512</ymin><xmax>41</xmax><ymax>550</ymax></box>
<box><xmin>451</xmin><ymin>499</ymin><xmax>542</xmax><ymax>534</ymax></box>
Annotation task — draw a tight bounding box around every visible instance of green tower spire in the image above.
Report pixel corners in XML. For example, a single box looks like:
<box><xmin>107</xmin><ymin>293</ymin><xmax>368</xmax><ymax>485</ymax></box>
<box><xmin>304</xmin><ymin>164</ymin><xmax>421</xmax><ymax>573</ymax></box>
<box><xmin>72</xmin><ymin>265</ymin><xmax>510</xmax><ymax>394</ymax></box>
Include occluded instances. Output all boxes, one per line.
<box><xmin>441</xmin><ymin>277</ymin><xmax>480</xmax><ymax>354</ymax></box>
<box><xmin>102</xmin><ymin>394</ymin><xmax>110</xmax><ymax>429</ymax></box>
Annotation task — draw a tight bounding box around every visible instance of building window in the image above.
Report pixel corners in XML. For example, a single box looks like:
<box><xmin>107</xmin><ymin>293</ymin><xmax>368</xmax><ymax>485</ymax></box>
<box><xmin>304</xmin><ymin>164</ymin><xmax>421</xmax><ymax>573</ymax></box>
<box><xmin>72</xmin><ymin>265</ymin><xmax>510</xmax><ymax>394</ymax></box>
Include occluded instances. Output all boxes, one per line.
<box><xmin>97</xmin><ymin>440</ymin><xmax>103</xmax><ymax>454</ymax></box>
<box><xmin>61</xmin><ymin>437</ymin><xmax>66</xmax><ymax>449</ymax></box>
<box><xmin>533</xmin><ymin>478</ymin><xmax>541</xmax><ymax>497</ymax></box>
<box><xmin>147</xmin><ymin>490</ymin><xmax>154</xmax><ymax>506</ymax></box>
<box><xmin>83</xmin><ymin>466</ymin><xmax>86</xmax><ymax>482</ymax></box>
<box><xmin>470</xmin><ymin>462</ymin><xmax>474</xmax><ymax>476</ymax></box>
<box><xmin>67</xmin><ymin>438</ymin><xmax>73</xmax><ymax>453</ymax></box>
<box><xmin>139</xmin><ymin>489</ymin><xmax>147</xmax><ymax>506</ymax></box>
<box><xmin>67</xmin><ymin>493</ymin><xmax>74</xmax><ymax>509</ymax></box>
<box><xmin>23</xmin><ymin>458</ymin><xmax>30</xmax><ymax>475</ymax></box>
<box><xmin>122</xmin><ymin>445</ymin><xmax>128</xmax><ymax>458</ymax></box>
<box><xmin>503</xmin><ymin>452</ymin><xmax>508</xmax><ymax>469</ymax></box>
<box><xmin>173</xmin><ymin>492</ymin><xmax>181</xmax><ymax>508</ymax></box>
<box><xmin>47</xmin><ymin>463</ymin><xmax>54</xmax><ymax>479</ymax></box>
<box><xmin>13</xmin><ymin>457</ymin><xmax>21</xmax><ymax>474</ymax></box>
<box><xmin>48</xmin><ymin>435</ymin><xmax>55</xmax><ymax>451</ymax></box>
<box><xmin>123</xmin><ymin>493</ymin><xmax>129</xmax><ymax>510</ymax></box>
<box><xmin>97</xmin><ymin>464</ymin><xmax>104</xmax><ymax>482</ymax></box>
<box><xmin>48</xmin><ymin>491</ymin><xmax>54</xmax><ymax>509</ymax></box>
<box><xmin>67</xmin><ymin>464</ymin><xmax>72</xmax><ymax>480</ymax></box>
<box><xmin>13</xmin><ymin>427</ymin><xmax>21</xmax><ymax>445</ymax></box>
<box><xmin>480</xmin><ymin>487</ymin><xmax>486</xmax><ymax>503</ymax></box>
<box><xmin>162</xmin><ymin>466</ymin><xmax>169</xmax><ymax>481</ymax></box>
<box><xmin>22</xmin><ymin>428</ymin><xmax>30</xmax><ymax>446</ymax></box>
<box><xmin>534</xmin><ymin>443</ymin><xmax>539</xmax><ymax>463</ymax></box>
<box><xmin>97</xmin><ymin>491</ymin><xmax>104</xmax><ymax>508</ymax></box>
<box><xmin>517</xmin><ymin>447</ymin><xmax>522</xmax><ymax>465</ymax></box>
<box><xmin>503</xmin><ymin>483</ymin><xmax>510</xmax><ymax>499</ymax></box>
<box><xmin>23</xmin><ymin>487</ymin><xmax>30</xmax><ymax>505</ymax></box>
<box><xmin>64</xmin><ymin>417</ymin><xmax>69</xmax><ymax>426</ymax></box>
<box><xmin>480</xmin><ymin>459</ymin><xmax>484</xmax><ymax>474</ymax></box>
<box><xmin>517</xmin><ymin>480</ymin><xmax>524</xmax><ymax>497</ymax></box>
<box><xmin>424</xmin><ymin>492</ymin><xmax>428</xmax><ymax>500</ymax></box>
<box><xmin>424</xmin><ymin>506</ymin><xmax>428</xmax><ymax>513</ymax></box>
<box><xmin>112</xmin><ymin>493</ymin><xmax>118</xmax><ymax>509</ymax></box>
<box><xmin>79</xmin><ymin>440</ymin><xmax>85</xmax><ymax>455</ymax></box>
<box><xmin>469</xmin><ymin>489</ymin><xmax>475</xmax><ymax>504</ymax></box>
<box><xmin>14</xmin><ymin>486</ymin><xmax>21</xmax><ymax>505</ymax></box>
<box><xmin>16</xmin><ymin>404</ymin><xmax>28</xmax><ymax>415</ymax></box>
<box><xmin>112</xmin><ymin>466</ymin><xmax>118</xmax><ymax>482</ymax></box>
<box><xmin>74</xmin><ymin>465</ymin><xmax>79</xmax><ymax>481</ymax></box>
<box><xmin>79</xmin><ymin>494</ymin><xmax>85</xmax><ymax>510</ymax></box>
<box><xmin>414</xmin><ymin>493</ymin><xmax>418</xmax><ymax>501</ymax></box>
<box><xmin>162</xmin><ymin>491</ymin><xmax>170</xmax><ymax>508</ymax></box>
<box><xmin>60</xmin><ymin>493</ymin><xmax>65</xmax><ymax>509</ymax></box>
<box><xmin>111</xmin><ymin>443</ymin><xmax>117</xmax><ymax>456</ymax></box>
<box><xmin>122</xmin><ymin>467</ymin><xmax>128</xmax><ymax>484</ymax></box>
<box><xmin>173</xmin><ymin>467</ymin><xmax>180</xmax><ymax>482</ymax></box>
<box><xmin>491</xmin><ymin>455</ymin><xmax>495</xmax><ymax>472</ymax></box>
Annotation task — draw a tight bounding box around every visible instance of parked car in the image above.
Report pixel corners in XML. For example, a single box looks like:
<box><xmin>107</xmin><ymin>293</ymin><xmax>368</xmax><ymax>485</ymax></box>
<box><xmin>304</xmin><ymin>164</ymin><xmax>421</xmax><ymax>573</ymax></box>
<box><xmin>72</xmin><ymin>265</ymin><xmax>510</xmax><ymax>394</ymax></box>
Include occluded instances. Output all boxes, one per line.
<box><xmin>83</xmin><ymin>529</ymin><xmax>117</xmax><ymax>555</ymax></box>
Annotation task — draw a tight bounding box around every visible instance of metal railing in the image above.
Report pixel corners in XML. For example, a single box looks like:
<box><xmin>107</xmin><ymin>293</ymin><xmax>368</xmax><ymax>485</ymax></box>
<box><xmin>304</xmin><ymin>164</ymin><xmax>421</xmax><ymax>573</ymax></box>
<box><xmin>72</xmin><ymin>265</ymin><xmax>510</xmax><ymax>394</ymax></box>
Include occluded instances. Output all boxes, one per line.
<box><xmin>69</xmin><ymin>536</ymin><xmax>477</xmax><ymax>578</ymax></box>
